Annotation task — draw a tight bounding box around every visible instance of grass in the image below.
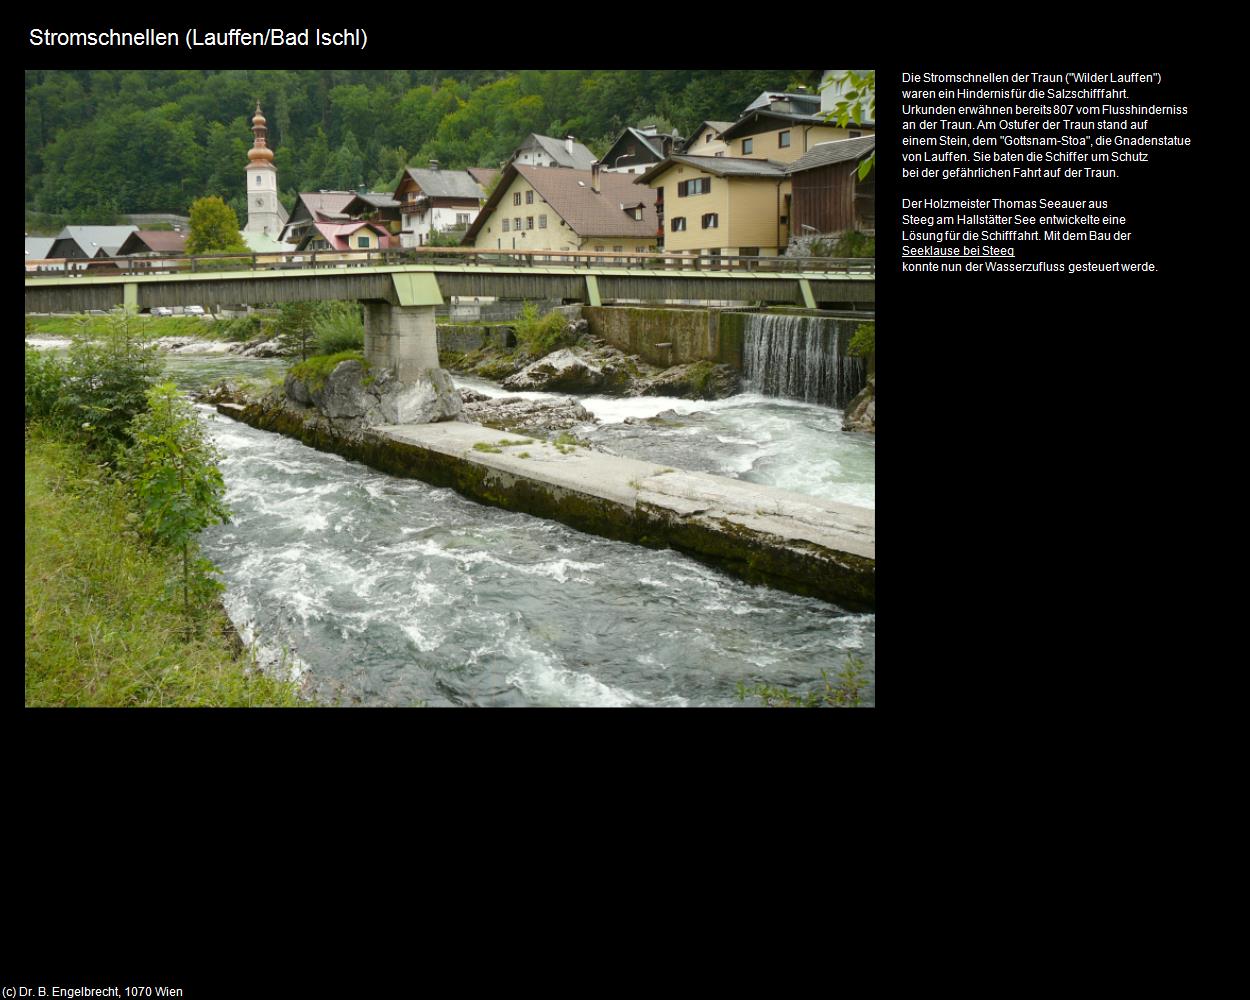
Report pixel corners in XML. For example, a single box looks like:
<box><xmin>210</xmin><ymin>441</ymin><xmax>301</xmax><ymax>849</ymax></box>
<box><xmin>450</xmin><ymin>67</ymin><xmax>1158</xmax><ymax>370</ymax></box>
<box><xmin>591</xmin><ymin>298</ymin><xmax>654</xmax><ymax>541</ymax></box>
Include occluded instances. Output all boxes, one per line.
<box><xmin>735</xmin><ymin>656</ymin><xmax>870</xmax><ymax>708</ymax></box>
<box><xmin>287</xmin><ymin>351</ymin><xmax>368</xmax><ymax>391</ymax></box>
<box><xmin>25</xmin><ymin>429</ymin><xmax>304</xmax><ymax>707</ymax></box>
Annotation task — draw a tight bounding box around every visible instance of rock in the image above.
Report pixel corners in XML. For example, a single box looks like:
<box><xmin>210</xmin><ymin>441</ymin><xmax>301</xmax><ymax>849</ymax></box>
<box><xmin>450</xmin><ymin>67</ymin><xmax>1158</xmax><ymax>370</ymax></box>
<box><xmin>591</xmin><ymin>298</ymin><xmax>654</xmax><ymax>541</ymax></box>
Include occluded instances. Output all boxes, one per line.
<box><xmin>841</xmin><ymin>375</ymin><xmax>875</xmax><ymax>433</ymax></box>
<box><xmin>314</xmin><ymin>361</ymin><xmax>371</xmax><ymax>420</ymax></box>
<box><xmin>502</xmin><ymin>349</ymin><xmax>608</xmax><ymax>394</ymax></box>
<box><xmin>460</xmin><ymin>395</ymin><xmax>596</xmax><ymax>436</ymax></box>
<box><xmin>378</xmin><ymin>368</ymin><xmax>462</xmax><ymax>424</ymax></box>
<box><xmin>635</xmin><ymin>362</ymin><xmax>741</xmax><ymax>400</ymax></box>
<box><xmin>230</xmin><ymin>337</ymin><xmax>286</xmax><ymax>359</ymax></box>
<box><xmin>284</xmin><ymin>372</ymin><xmax>313</xmax><ymax>406</ymax></box>
<box><xmin>458</xmin><ymin>388</ymin><xmax>491</xmax><ymax>404</ymax></box>
<box><xmin>283</xmin><ymin>360</ymin><xmax>461</xmax><ymax>432</ymax></box>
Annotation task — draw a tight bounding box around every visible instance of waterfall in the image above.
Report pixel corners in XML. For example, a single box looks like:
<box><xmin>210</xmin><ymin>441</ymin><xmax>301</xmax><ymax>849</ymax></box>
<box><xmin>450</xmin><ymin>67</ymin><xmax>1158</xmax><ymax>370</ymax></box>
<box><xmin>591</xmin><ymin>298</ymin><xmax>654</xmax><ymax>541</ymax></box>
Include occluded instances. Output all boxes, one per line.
<box><xmin>741</xmin><ymin>314</ymin><xmax>867</xmax><ymax>408</ymax></box>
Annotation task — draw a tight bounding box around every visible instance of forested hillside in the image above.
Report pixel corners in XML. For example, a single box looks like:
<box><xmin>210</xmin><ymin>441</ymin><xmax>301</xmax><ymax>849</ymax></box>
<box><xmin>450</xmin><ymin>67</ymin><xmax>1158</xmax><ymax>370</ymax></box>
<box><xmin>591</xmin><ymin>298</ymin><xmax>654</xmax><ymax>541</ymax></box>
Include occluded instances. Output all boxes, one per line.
<box><xmin>25</xmin><ymin>69</ymin><xmax>811</xmax><ymax>225</ymax></box>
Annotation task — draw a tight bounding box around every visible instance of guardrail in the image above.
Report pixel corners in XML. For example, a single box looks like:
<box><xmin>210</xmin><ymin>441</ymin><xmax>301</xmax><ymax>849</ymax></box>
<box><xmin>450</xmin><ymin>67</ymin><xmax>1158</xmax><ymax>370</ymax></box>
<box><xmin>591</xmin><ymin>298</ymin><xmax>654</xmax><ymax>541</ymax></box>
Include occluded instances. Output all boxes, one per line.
<box><xmin>25</xmin><ymin>246</ymin><xmax>876</xmax><ymax>278</ymax></box>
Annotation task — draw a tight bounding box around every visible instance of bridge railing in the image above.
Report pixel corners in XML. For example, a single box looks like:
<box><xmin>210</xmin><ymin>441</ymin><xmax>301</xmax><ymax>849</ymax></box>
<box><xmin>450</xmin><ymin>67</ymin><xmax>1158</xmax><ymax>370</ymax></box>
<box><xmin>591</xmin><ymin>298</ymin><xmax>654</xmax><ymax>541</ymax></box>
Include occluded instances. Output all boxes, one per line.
<box><xmin>25</xmin><ymin>247</ymin><xmax>875</xmax><ymax>278</ymax></box>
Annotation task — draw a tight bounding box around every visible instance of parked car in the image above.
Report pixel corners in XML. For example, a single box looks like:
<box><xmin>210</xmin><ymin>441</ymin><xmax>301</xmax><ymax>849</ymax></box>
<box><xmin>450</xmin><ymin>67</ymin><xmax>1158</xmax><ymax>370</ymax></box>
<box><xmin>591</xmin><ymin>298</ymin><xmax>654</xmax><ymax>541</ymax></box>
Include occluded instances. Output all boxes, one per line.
<box><xmin>185</xmin><ymin>305</ymin><xmax>206</xmax><ymax>315</ymax></box>
<box><xmin>151</xmin><ymin>307</ymin><xmax>173</xmax><ymax>317</ymax></box>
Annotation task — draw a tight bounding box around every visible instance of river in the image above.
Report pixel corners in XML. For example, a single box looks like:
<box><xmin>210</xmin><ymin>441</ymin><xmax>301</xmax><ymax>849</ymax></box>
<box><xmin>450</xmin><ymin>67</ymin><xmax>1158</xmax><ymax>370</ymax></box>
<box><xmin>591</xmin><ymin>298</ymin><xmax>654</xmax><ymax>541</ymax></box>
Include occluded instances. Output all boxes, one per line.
<box><xmin>35</xmin><ymin>341</ymin><xmax>877</xmax><ymax>707</ymax></box>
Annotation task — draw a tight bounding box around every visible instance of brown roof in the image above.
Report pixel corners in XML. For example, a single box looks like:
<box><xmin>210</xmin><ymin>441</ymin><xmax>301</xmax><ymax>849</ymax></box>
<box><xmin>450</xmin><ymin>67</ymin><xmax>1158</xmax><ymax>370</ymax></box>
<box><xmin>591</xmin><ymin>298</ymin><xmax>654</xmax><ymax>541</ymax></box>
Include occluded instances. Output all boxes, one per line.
<box><xmin>467</xmin><ymin>167</ymin><xmax>500</xmax><ymax>189</ymax></box>
<box><xmin>512</xmin><ymin>164</ymin><xmax>658</xmax><ymax>238</ymax></box>
<box><xmin>118</xmin><ymin>230</ymin><xmax>188</xmax><ymax>255</ymax></box>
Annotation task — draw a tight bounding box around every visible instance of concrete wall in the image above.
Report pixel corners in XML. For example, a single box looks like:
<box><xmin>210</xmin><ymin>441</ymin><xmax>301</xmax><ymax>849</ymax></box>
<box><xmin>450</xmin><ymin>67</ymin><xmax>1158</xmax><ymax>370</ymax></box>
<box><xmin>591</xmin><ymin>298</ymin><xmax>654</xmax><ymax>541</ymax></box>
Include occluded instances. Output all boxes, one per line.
<box><xmin>436</xmin><ymin>323</ymin><xmax>516</xmax><ymax>353</ymax></box>
<box><xmin>584</xmin><ymin>305</ymin><xmax>745</xmax><ymax>368</ymax></box>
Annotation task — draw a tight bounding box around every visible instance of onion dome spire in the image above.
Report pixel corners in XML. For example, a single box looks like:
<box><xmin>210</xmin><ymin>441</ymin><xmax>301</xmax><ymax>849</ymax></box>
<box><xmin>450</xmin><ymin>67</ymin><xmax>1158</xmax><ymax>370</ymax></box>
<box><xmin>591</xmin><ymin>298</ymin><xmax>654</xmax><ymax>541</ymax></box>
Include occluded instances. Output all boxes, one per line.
<box><xmin>247</xmin><ymin>100</ymin><xmax>274</xmax><ymax>164</ymax></box>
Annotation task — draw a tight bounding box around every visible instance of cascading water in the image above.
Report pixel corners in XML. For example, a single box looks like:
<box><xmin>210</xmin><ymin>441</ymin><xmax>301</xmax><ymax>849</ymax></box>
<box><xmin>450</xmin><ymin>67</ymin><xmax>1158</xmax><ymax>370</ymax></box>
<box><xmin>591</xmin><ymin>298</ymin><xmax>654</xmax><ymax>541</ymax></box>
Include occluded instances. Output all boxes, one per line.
<box><xmin>741</xmin><ymin>314</ymin><xmax>867</xmax><ymax>408</ymax></box>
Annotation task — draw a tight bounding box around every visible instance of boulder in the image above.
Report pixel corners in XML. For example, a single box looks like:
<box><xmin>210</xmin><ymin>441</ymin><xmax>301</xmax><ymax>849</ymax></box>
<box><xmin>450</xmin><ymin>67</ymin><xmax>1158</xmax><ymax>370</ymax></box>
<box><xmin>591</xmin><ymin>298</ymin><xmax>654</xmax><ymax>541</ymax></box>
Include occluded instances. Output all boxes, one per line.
<box><xmin>282</xmin><ymin>360</ymin><xmax>463</xmax><ymax>431</ymax></box>
<box><xmin>377</xmin><ymin>368</ymin><xmax>462</xmax><ymax>424</ymax></box>
<box><xmin>460</xmin><ymin>394</ymin><xmax>597</xmax><ymax>435</ymax></box>
<box><xmin>313</xmin><ymin>360</ymin><xmax>371</xmax><ymax>420</ymax></box>
<box><xmin>841</xmin><ymin>375</ymin><xmax>875</xmax><ymax>433</ymax></box>
<box><xmin>502</xmin><ymin>349</ymin><xmax>607</xmax><ymax>394</ymax></box>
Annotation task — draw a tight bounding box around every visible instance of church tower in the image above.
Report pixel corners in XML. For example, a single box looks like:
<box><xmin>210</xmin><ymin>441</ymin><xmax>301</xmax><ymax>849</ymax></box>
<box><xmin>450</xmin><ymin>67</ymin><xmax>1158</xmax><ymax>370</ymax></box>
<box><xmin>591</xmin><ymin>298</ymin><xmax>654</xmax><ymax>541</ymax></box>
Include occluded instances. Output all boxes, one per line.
<box><xmin>244</xmin><ymin>101</ymin><xmax>283</xmax><ymax>237</ymax></box>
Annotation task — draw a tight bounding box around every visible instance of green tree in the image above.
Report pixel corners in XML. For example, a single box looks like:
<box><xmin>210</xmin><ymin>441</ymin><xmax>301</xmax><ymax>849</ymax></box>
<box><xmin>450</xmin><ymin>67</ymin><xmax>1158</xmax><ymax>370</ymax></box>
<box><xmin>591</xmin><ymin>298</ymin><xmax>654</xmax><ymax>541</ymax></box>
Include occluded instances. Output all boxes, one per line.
<box><xmin>273</xmin><ymin>301</ymin><xmax>320</xmax><ymax>361</ymax></box>
<box><xmin>59</xmin><ymin>307</ymin><xmax>164</xmax><ymax>461</ymax></box>
<box><xmin>186</xmin><ymin>196</ymin><xmax>249</xmax><ymax>254</ymax></box>
<box><xmin>822</xmin><ymin>70</ymin><xmax>876</xmax><ymax>179</ymax></box>
<box><xmin>126</xmin><ymin>383</ymin><xmax>231</xmax><ymax>629</ymax></box>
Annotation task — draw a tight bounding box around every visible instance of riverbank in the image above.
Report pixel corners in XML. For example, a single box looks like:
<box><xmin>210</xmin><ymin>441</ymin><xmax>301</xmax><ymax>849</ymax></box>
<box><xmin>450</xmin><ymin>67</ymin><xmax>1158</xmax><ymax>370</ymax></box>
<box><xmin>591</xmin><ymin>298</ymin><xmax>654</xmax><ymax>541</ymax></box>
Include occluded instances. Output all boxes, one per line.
<box><xmin>24</xmin><ymin>428</ymin><xmax>305</xmax><ymax>706</ymax></box>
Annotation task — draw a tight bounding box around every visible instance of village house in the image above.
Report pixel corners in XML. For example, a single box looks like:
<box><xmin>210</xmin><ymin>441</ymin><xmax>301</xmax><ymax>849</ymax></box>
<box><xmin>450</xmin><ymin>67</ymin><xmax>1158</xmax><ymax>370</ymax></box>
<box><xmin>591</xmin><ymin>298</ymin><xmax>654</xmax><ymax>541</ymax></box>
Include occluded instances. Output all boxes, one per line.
<box><xmin>636</xmin><ymin>154</ymin><xmax>791</xmax><ymax>260</ymax></box>
<box><xmin>342</xmin><ymin>192</ymin><xmax>403</xmax><ymax>237</ymax></box>
<box><xmin>391</xmin><ymin>165</ymin><xmax>488</xmax><ymax>248</ymax></box>
<box><xmin>294</xmin><ymin>219</ymin><xmax>394</xmax><ymax>252</ymax></box>
<box><xmin>600</xmin><ymin>126</ymin><xmax>684</xmax><ymax>175</ymax></box>
<box><xmin>279</xmin><ymin>191</ymin><xmax>358</xmax><ymax>246</ymax></box>
<box><xmin>786</xmin><ymin>136</ymin><xmax>875</xmax><ymax>241</ymax></box>
<box><xmin>463</xmin><ymin>162</ymin><xmax>658</xmax><ymax>258</ymax></box>
<box><xmin>719</xmin><ymin>84</ymin><xmax>873</xmax><ymax>163</ymax></box>
<box><xmin>680</xmin><ymin>121</ymin><xmax>734</xmax><ymax>157</ymax></box>
<box><xmin>114</xmin><ymin>229</ymin><xmax>189</xmax><ymax>270</ymax></box>
<box><xmin>509</xmin><ymin>134</ymin><xmax>597</xmax><ymax>170</ymax></box>
<box><xmin>47</xmin><ymin>225</ymin><xmax>139</xmax><ymax>265</ymax></box>
<box><xmin>25</xmin><ymin>236</ymin><xmax>62</xmax><ymax>271</ymax></box>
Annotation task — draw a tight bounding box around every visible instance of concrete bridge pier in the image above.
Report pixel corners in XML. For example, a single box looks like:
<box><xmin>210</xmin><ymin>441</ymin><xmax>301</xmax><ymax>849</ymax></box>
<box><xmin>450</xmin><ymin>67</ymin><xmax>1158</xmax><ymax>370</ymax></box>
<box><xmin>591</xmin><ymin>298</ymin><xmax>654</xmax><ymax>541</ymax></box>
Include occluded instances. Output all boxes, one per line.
<box><xmin>363</xmin><ymin>303</ymin><xmax>439</xmax><ymax>381</ymax></box>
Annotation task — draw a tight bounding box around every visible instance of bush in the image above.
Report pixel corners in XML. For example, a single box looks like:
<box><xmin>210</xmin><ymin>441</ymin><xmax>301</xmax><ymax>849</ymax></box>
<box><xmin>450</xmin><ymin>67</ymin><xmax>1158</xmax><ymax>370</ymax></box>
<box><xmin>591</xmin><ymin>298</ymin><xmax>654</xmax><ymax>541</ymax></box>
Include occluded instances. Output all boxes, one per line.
<box><xmin>58</xmin><ymin>308</ymin><xmax>164</xmax><ymax>462</ymax></box>
<box><xmin>211</xmin><ymin>314</ymin><xmax>270</xmax><ymax>343</ymax></box>
<box><xmin>513</xmin><ymin>301</ymin><xmax>572</xmax><ymax>358</ymax></box>
<box><xmin>25</xmin><ymin>346</ymin><xmax>67</xmax><ymax>426</ymax></box>
<box><xmin>313</xmin><ymin>302</ymin><xmax>365</xmax><ymax>355</ymax></box>
<box><xmin>847</xmin><ymin>322</ymin><xmax>875</xmax><ymax>359</ymax></box>
<box><xmin>125</xmin><ymin>383</ymin><xmax>231</xmax><ymax>630</ymax></box>
<box><xmin>833</xmin><ymin>231</ymin><xmax>875</xmax><ymax>258</ymax></box>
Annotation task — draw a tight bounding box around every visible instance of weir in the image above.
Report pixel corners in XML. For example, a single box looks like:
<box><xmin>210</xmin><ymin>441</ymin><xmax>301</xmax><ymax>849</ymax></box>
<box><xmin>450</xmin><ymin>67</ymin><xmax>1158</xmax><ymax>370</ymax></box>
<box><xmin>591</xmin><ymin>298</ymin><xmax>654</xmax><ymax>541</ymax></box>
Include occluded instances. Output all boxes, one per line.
<box><xmin>741</xmin><ymin>313</ymin><xmax>868</xmax><ymax>408</ymax></box>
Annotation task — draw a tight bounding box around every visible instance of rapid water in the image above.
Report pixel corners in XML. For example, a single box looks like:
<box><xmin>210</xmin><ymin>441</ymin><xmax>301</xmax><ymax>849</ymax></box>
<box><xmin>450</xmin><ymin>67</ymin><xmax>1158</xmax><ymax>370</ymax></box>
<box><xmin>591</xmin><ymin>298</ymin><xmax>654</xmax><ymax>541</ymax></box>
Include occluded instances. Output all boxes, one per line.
<box><xmin>456</xmin><ymin>375</ymin><xmax>875</xmax><ymax>508</ymax></box>
<box><xmin>741</xmin><ymin>314</ymin><xmax>868</xmax><ymax>408</ymax></box>
<box><xmin>197</xmin><ymin>410</ymin><xmax>874</xmax><ymax>706</ymax></box>
<box><xmin>30</xmin><ymin>339</ymin><xmax>875</xmax><ymax>706</ymax></box>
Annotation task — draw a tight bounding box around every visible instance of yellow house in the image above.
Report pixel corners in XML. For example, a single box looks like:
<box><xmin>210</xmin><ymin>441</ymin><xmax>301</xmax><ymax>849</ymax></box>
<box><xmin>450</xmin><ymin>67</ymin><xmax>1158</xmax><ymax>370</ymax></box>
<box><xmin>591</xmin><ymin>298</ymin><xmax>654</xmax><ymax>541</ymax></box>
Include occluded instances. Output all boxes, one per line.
<box><xmin>681</xmin><ymin>120</ymin><xmax>734</xmax><ymax>157</ymax></box>
<box><xmin>464</xmin><ymin>162</ymin><xmax>660</xmax><ymax>257</ymax></box>
<box><xmin>636</xmin><ymin>155</ymin><xmax>792</xmax><ymax>259</ymax></box>
<box><xmin>720</xmin><ymin>108</ymin><xmax>869</xmax><ymax>163</ymax></box>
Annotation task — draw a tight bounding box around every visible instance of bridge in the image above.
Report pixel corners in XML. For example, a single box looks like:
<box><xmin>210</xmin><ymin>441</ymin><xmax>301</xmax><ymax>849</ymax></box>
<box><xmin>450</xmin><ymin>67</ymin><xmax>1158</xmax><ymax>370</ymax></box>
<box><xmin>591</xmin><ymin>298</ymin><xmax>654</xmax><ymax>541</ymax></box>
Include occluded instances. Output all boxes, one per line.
<box><xmin>25</xmin><ymin>246</ymin><xmax>875</xmax><ymax>380</ymax></box>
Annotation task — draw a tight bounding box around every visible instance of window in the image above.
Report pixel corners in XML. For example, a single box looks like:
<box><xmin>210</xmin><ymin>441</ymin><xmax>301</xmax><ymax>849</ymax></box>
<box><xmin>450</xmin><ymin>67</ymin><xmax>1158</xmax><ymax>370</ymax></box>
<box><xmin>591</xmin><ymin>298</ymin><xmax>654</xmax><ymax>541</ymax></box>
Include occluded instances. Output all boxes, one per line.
<box><xmin>677</xmin><ymin>178</ymin><xmax>710</xmax><ymax>197</ymax></box>
<box><xmin>778</xmin><ymin>130</ymin><xmax>791</xmax><ymax>148</ymax></box>
<box><xmin>739</xmin><ymin>247</ymin><xmax>760</xmax><ymax>257</ymax></box>
<box><xmin>526</xmin><ymin>217</ymin><xmax>534</xmax><ymax>230</ymax></box>
<box><xmin>742</xmin><ymin>138</ymin><xmax>753</xmax><ymax>154</ymax></box>
<box><xmin>702</xmin><ymin>213</ymin><xmax>719</xmax><ymax>229</ymax></box>
<box><xmin>539</xmin><ymin>214</ymin><xmax>547</xmax><ymax>229</ymax></box>
<box><xmin>595</xmin><ymin>245</ymin><xmax>605</xmax><ymax>252</ymax></box>
<box><xmin>357</xmin><ymin>236</ymin><xmax>370</xmax><ymax>248</ymax></box>
<box><xmin>705</xmin><ymin>133</ymin><xmax>713</xmax><ymax>144</ymax></box>
<box><xmin>526</xmin><ymin>190</ymin><xmax>534</xmax><ymax>204</ymax></box>
<box><xmin>502</xmin><ymin>219</ymin><xmax>510</xmax><ymax>232</ymax></box>
<box><xmin>514</xmin><ymin>192</ymin><xmax>522</xmax><ymax>206</ymax></box>
<box><xmin>634</xmin><ymin>207</ymin><xmax>643</xmax><ymax>220</ymax></box>
<box><xmin>671</xmin><ymin>217</ymin><xmax>686</xmax><ymax>232</ymax></box>
<box><xmin>613</xmin><ymin>246</ymin><xmax>623</xmax><ymax>253</ymax></box>
<box><xmin>256</xmin><ymin>176</ymin><xmax>261</xmax><ymax>185</ymax></box>
<box><xmin>515</xmin><ymin>217</ymin><xmax>522</xmax><ymax>230</ymax></box>
<box><xmin>456</xmin><ymin>213</ymin><xmax>469</xmax><ymax>225</ymax></box>
<box><xmin>849</xmin><ymin>131</ymin><xmax>863</xmax><ymax>138</ymax></box>
<box><xmin>636</xmin><ymin>246</ymin><xmax>646</xmax><ymax>253</ymax></box>
<box><xmin>715</xmin><ymin>151</ymin><xmax>724</xmax><ymax>157</ymax></box>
